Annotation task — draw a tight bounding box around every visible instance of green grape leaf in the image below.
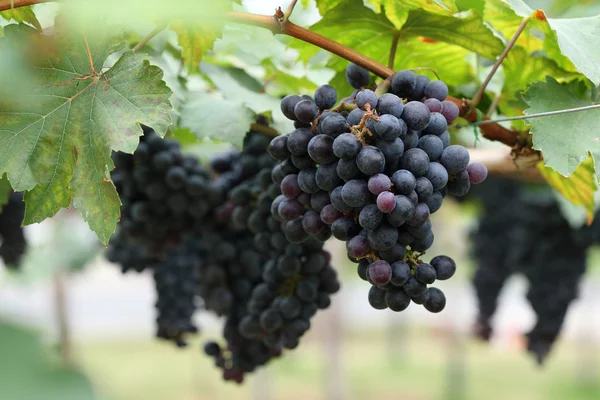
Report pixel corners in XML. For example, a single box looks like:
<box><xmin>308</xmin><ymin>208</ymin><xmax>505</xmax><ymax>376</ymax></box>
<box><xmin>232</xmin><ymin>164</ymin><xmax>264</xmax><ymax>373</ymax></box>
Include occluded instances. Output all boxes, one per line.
<box><xmin>315</xmin><ymin>0</ymin><xmax>345</xmax><ymax>14</ymax></box>
<box><xmin>0</xmin><ymin>25</ymin><xmax>173</xmax><ymax>245</ymax></box>
<box><xmin>524</xmin><ymin>77</ymin><xmax>600</xmax><ymax>178</ymax></box>
<box><xmin>367</xmin><ymin>0</ymin><xmax>457</xmax><ymax>19</ymax></box>
<box><xmin>180</xmin><ymin>93</ymin><xmax>254</xmax><ymax>148</ymax></box>
<box><xmin>538</xmin><ymin>157</ymin><xmax>597</xmax><ymax>224</ymax></box>
<box><xmin>167</xmin><ymin>127</ymin><xmax>200</xmax><ymax>147</ymax></box>
<box><xmin>172</xmin><ymin>22</ymin><xmax>218</xmax><ymax>73</ymax></box>
<box><xmin>401</xmin><ymin>9</ymin><xmax>504</xmax><ymax>60</ymax></box>
<box><xmin>0</xmin><ymin>174</ymin><xmax>10</xmax><ymax>208</ymax></box>
<box><xmin>502</xmin><ymin>0</ymin><xmax>600</xmax><ymax>85</ymax></box>
<box><xmin>0</xmin><ymin>320</ymin><xmax>96</xmax><ymax>400</ymax></box>
<box><xmin>502</xmin><ymin>46</ymin><xmax>581</xmax><ymax>100</ymax></box>
<box><xmin>0</xmin><ymin>5</ymin><xmax>42</xmax><ymax>30</ymax></box>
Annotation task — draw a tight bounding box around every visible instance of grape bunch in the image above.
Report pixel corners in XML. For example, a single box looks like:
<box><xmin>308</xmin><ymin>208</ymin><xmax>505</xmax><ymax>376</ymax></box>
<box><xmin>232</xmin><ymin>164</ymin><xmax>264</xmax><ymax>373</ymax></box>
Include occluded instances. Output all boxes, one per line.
<box><xmin>109</xmin><ymin>126</ymin><xmax>220</xmax><ymax>261</ymax></box>
<box><xmin>0</xmin><ymin>191</ymin><xmax>27</xmax><ymax>269</ymax></box>
<box><xmin>201</xmin><ymin>132</ymin><xmax>340</xmax><ymax>383</ymax></box>
<box><xmin>152</xmin><ymin>241</ymin><xmax>201</xmax><ymax>347</ymax></box>
<box><xmin>268</xmin><ymin>63</ymin><xmax>486</xmax><ymax>313</ymax></box>
<box><xmin>469</xmin><ymin>177</ymin><xmax>592</xmax><ymax>364</ymax></box>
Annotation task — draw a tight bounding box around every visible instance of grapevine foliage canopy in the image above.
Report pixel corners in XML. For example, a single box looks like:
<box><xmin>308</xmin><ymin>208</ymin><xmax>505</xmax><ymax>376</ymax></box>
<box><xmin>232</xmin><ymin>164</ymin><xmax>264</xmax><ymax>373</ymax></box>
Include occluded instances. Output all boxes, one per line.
<box><xmin>0</xmin><ymin>24</ymin><xmax>172</xmax><ymax>244</ymax></box>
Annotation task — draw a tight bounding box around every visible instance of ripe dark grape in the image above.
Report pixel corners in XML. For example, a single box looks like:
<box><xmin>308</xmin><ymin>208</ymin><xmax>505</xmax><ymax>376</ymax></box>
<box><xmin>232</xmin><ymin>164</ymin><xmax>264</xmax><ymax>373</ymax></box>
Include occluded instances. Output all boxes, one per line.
<box><xmin>347</xmin><ymin>108</ymin><xmax>366</xmax><ymax>126</ymax></box>
<box><xmin>440</xmin><ymin>145</ymin><xmax>470</xmax><ymax>175</ymax></box>
<box><xmin>368</xmin><ymin>173</ymin><xmax>392</xmax><ymax>195</ymax></box>
<box><xmin>409</xmin><ymin>75</ymin><xmax>430</xmax><ymax>101</ymax></box>
<box><xmin>376</xmin><ymin>93</ymin><xmax>404</xmax><ymax>118</ymax></box>
<box><xmin>415</xmin><ymin>263</ymin><xmax>437</xmax><ymax>284</ymax></box>
<box><xmin>377</xmin><ymin>191</ymin><xmax>396</xmax><ymax>213</ymax></box>
<box><xmin>424</xmin><ymin>98</ymin><xmax>442</xmax><ymax>112</ymax></box>
<box><xmin>440</xmin><ymin>100</ymin><xmax>460</xmax><ymax>123</ymax></box>
<box><xmin>385</xmin><ymin>287</ymin><xmax>411</xmax><ymax>311</ymax></box>
<box><xmin>399</xmin><ymin>148</ymin><xmax>430</xmax><ymax>177</ymax></box>
<box><xmin>368</xmin><ymin>260</ymin><xmax>392</xmax><ymax>285</ymax></box>
<box><xmin>422</xmin><ymin>112</ymin><xmax>447</xmax><ymax>136</ymax></box>
<box><xmin>356</xmin><ymin>146</ymin><xmax>385</xmax><ymax>176</ymax></box>
<box><xmin>391</xmin><ymin>170</ymin><xmax>416</xmax><ymax>195</ymax></box>
<box><xmin>425</xmin><ymin>162</ymin><xmax>449</xmax><ymax>191</ymax></box>
<box><xmin>347</xmin><ymin>235</ymin><xmax>371</xmax><ymax>258</ymax></box>
<box><xmin>308</xmin><ymin>134</ymin><xmax>336</xmax><ymax>164</ymax></box>
<box><xmin>268</xmin><ymin>135</ymin><xmax>290</xmax><ymax>160</ymax></box>
<box><xmin>391</xmin><ymin>70</ymin><xmax>417</xmax><ymax>98</ymax></box>
<box><xmin>368</xmin><ymin>286</ymin><xmax>388</xmax><ymax>310</ymax></box>
<box><xmin>373</xmin><ymin>114</ymin><xmax>405</xmax><ymax>140</ymax></box>
<box><xmin>333</xmin><ymin>133</ymin><xmax>362</xmax><ymax>159</ymax></box>
<box><xmin>280</xmin><ymin>174</ymin><xmax>301</xmax><ymax>198</ymax></box>
<box><xmin>418</xmin><ymin>135</ymin><xmax>444</xmax><ymax>161</ymax></box>
<box><xmin>401</xmin><ymin>101</ymin><xmax>430</xmax><ymax>131</ymax></box>
<box><xmin>467</xmin><ymin>162</ymin><xmax>488</xmax><ymax>184</ymax></box>
<box><xmin>359</xmin><ymin>204</ymin><xmax>383</xmax><ymax>230</ymax></box>
<box><xmin>281</xmin><ymin>95</ymin><xmax>302</xmax><ymax>120</ymax></box>
<box><xmin>431</xmin><ymin>255</ymin><xmax>456</xmax><ymax>280</ymax></box>
<box><xmin>390</xmin><ymin>261</ymin><xmax>410</xmax><ymax>286</ymax></box>
<box><xmin>356</xmin><ymin>89</ymin><xmax>378</xmax><ymax>110</ymax></box>
<box><xmin>345</xmin><ymin>63</ymin><xmax>371</xmax><ymax>89</ymax></box>
<box><xmin>287</xmin><ymin>128</ymin><xmax>312</xmax><ymax>155</ymax></box>
<box><xmin>423</xmin><ymin>287</ymin><xmax>446</xmax><ymax>313</ymax></box>
<box><xmin>314</xmin><ymin>84</ymin><xmax>337</xmax><ymax>110</ymax></box>
<box><xmin>424</xmin><ymin>80</ymin><xmax>448</xmax><ymax>101</ymax></box>
<box><xmin>341</xmin><ymin>179</ymin><xmax>370</xmax><ymax>207</ymax></box>
<box><xmin>294</xmin><ymin>100</ymin><xmax>318</xmax><ymax>123</ymax></box>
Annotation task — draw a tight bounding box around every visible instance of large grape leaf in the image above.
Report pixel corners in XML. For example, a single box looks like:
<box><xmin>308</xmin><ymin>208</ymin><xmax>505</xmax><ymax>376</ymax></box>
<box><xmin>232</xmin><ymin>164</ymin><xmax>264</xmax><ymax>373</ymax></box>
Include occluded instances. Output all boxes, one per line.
<box><xmin>180</xmin><ymin>93</ymin><xmax>254</xmax><ymax>148</ymax></box>
<box><xmin>502</xmin><ymin>0</ymin><xmax>600</xmax><ymax>85</ymax></box>
<box><xmin>0</xmin><ymin>5</ymin><xmax>42</xmax><ymax>30</ymax></box>
<box><xmin>0</xmin><ymin>25</ymin><xmax>173</xmax><ymax>244</ymax></box>
<box><xmin>172</xmin><ymin>22</ymin><xmax>218</xmax><ymax>73</ymax></box>
<box><xmin>295</xmin><ymin>1</ymin><xmax>503</xmax><ymax>72</ymax></box>
<box><xmin>367</xmin><ymin>0</ymin><xmax>458</xmax><ymax>19</ymax></box>
<box><xmin>538</xmin><ymin>157</ymin><xmax>597</xmax><ymax>223</ymax></box>
<box><xmin>0</xmin><ymin>320</ymin><xmax>96</xmax><ymax>400</ymax></box>
<box><xmin>524</xmin><ymin>77</ymin><xmax>600</xmax><ymax>178</ymax></box>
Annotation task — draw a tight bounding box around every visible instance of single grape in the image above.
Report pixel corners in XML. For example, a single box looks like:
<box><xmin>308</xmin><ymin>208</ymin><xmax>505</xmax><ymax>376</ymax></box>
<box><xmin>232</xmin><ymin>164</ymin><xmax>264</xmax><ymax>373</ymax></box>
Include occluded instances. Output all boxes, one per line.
<box><xmin>357</xmin><ymin>260</ymin><xmax>369</xmax><ymax>281</ymax></box>
<box><xmin>346</xmin><ymin>63</ymin><xmax>371</xmax><ymax>89</ymax></box>
<box><xmin>314</xmin><ymin>84</ymin><xmax>338</xmax><ymax>110</ymax></box>
<box><xmin>333</xmin><ymin>133</ymin><xmax>361</xmax><ymax>159</ymax></box>
<box><xmin>356</xmin><ymin>89</ymin><xmax>378</xmax><ymax>111</ymax></box>
<box><xmin>440</xmin><ymin>101</ymin><xmax>460</xmax><ymax>123</ymax></box>
<box><xmin>347</xmin><ymin>108</ymin><xmax>366</xmax><ymax>126</ymax></box>
<box><xmin>391</xmin><ymin>70</ymin><xmax>417</xmax><ymax>98</ymax></box>
<box><xmin>467</xmin><ymin>162</ymin><xmax>488</xmax><ymax>184</ymax></box>
<box><xmin>367</xmin><ymin>223</ymin><xmax>398</xmax><ymax>251</ymax></box>
<box><xmin>287</xmin><ymin>128</ymin><xmax>313</xmax><ymax>155</ymax></box>
<box><xmin>401</xmin><ymin>101</ymin><xmax>430</xmax><ymax>131</ymax></box>
<box><xmin>341</xmin><ymin>179</ymin><xmax>370</xmax><ymax>207</ymax></box>
<box><xmin>402</xmin><ymin>131</ymin><xmax>419</xmax><ymax>150</ymax></box>
<box><xmin>415</xmin><ymin>263</ymin><xmax>437</xmax><ymax>284</ymax></box>
<box><xmin>321</xmin><ymin>204</ymin><xmax>342</xmax><ymax>225</ymax></box>
<box><xmin>310</xmin><ymin>191</ymin><xmax>331</xmax><ymax>213</ymax></box>
<box><xmin>302</xmin><ymin>210</ymin><xmax>325</xmax><ymax>234</ymax></box>
<box><xmin>406</xmin><ymin>202</ymin><xmax>430</xmax><ymax>227</ymax></box>
<box><xmin>260</xmin><ymin>309</ymin><xmax>284</xmax><ymax>331</ymax></box>
<box><xmin>294</xmin><ymin>100</ymin><xmax>319</xmax><ymax>123</ymax></box>
<box><xmin>425</xmin><ymin>162</ymin><xmax>449</xmax><ymax>191</ymax></box>
<box><xmin>268</xmin><ymin>135</ymin><xmax>291</xmax><ymax>160</ymax></box>
<box><xmin>280</xmin><ymin>174</ymin><xmax>301</xmax><ymax>198</ymax></box>
<box><xmin>385</xmin><ymin>287</ymin><xmax>411</xmax><ymax>312</ymax></box>
<box><xmin>278</xmin><ymin>198</ymin><xmax>304</xmax><ymax>221</ymax></box>
<box><xmin>390</xmin><ymin>261</ymin><xmax>411</xmax><ymax>286</ymax></box>
<box><xmin>368</xmin><ymin>260</ymin><xmax>392</xmax><ymax>286</ymax></box>
<box><xmin>422</xmin><ymin>112</ymin><xmax>448</xmax><ymax>136</ymax></box>
<box><xmin>418</xmin><ymin>135</ymin><xmax>444</xmax><ymax>161</ymax></box>
<box><xmin>165</xmin><ymin>166</ymin><xmax>187</xmax><ymax>190</ymax></box>
<box><xmin>320</xmin><ymin>114</ymin><xmax>348</xmax><ymax>137</ymax></box>
<box><xmin>368</xmin><ymin>173</ymin><xmax>392</xmax><ymax>195</ymax></box>
<box><xmin>403</xmin><ymin>276</ymin><xmax>427</xmax><ymax>297</ymax></box>
<box><xmin>376</xmin><ymin>93</ymin><xmax>404</xmax><ymax>118</ymax></box>
<box><xmin>308</xmin><ymin>134</ymin><xmax>336</xmax><ymax>164</ymax></box>
<box><xmin>368</xmin><ymin>286</ymin><xmax>388</xmax><ymax>310</ymax></box>
<box><xmin>399</xmin><ymin>148</ymin><xmax>430</xmax><ymax>177</ymax></box>
<box><xmin>424</xmin><ymin>98</ymin><xmax>442</xmax><ymax>113</ymax></box>
<box><xmin>424</xmin><ymin>80</ymin><xmax>448</xmax><ymax>101</ymax></box>
<box><xmin>330</xmin><ymin>185</ymin><xmax>354</xmax><ymax>212</ymax></box>
<box><xmin>391</xmin><ymin>170</ymin><xmax>417</xmax><ymax>195</ymax></box>
<box><xmin>336</xmin><ymin>158</ymin><xmax>361</xmax><ymax>182</ymax></box>
<box><xmin>440</xmin><ymin>145</ymin><xmax>470</xmax><ymax>175</ymax></box>
<box><xmin>374</xmin><ymin>114</ymin><xmax>406</xmax><ymax>141</ymax></box>
<box><xmin>431</xmin><ymin>255</ymin><xmax>456</xmax><ymax>280</ymax></box>
<box><xmin>332</xmin><ymin>216</ymin><xmax>361</xmax><ymax>240</ymax></box>
<box><xmin>424</xmin><ymin>287</ymin><xmax>446</xmax><ymax>313</ymax></box>
<box><xmin>411</xmin><ymin>230</ymin><xmax>434</xmax><ymax>252</ymax></box>
<box><xmin>377</xmin><ymin>191</ymin><xmax>396</xmax><ymax>213</ymax></box>
<box><xmin>356</xmin><ymin>146</ymin><xmax>385</xmax><ymax>176</ymax></box>
<box><xmin>359</xmin><ymin>204</ymin><xmax>383</xmax><ymax>230</ymax></box>
<box><xmin>347</xmin><ymin>235</ymin><xmax>371</xmax><ymax>258</ymax></box>
<box><xmin>377</xmin><ymin>138</ymin><xmax>404</xmax><ymax>166</ymax></box>
<box><xmin>281</xmin><ymin>95</ymin><xmax>302</xmax><ymax>120</ymax></box>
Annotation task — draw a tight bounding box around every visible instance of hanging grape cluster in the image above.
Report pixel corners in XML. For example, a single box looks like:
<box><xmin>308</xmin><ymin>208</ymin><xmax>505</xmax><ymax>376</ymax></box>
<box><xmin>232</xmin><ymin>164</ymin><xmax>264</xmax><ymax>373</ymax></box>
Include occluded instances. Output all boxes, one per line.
<box><xmin>469</xmin><ymin>176</ymin><xmax>599</xmax><ymax>364</ymax></box>
<box><xmin>267</xmin><ymin>63</ymin><xmax>487</xmax><ymax>313</ymax></box>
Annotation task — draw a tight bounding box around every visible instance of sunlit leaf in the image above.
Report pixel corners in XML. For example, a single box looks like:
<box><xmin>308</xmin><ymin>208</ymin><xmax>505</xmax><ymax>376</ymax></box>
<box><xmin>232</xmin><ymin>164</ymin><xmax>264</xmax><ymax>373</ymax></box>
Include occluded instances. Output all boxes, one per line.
<box><xmin>0</xmin><ymin>5</ymin><xmax>42</xmax><ymax>30</ymax></box>
<box><xmin>172</xmin><ymin>22</ymin><xmax>218</xmax><ymax>73</ymax></box>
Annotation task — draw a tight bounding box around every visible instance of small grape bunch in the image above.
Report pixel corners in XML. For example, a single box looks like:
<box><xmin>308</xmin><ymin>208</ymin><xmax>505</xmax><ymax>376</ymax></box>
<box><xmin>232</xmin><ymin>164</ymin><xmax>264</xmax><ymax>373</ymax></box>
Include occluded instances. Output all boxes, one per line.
<box><xmin>268</xmin><ymin>62</ymin><xmax>487</xmax><ymax>313</ymax></box>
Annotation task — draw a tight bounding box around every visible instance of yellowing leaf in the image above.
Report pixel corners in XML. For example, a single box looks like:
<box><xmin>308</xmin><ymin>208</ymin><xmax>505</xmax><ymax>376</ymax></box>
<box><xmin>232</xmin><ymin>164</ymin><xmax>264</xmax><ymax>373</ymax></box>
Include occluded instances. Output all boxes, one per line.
<box><xmin>172</xmin><ymin>22</ymin><xmax>218</xmax><ymax>73</ymax></box>
<box><xmin>538</xmin><ymin>157</ymin><xmax>597</xmax><ymax>223</ymax></box>
<box><xmin>0</xmin><ymin>6</ymin><xmax>42</xmax><ymax>30</ymax></box>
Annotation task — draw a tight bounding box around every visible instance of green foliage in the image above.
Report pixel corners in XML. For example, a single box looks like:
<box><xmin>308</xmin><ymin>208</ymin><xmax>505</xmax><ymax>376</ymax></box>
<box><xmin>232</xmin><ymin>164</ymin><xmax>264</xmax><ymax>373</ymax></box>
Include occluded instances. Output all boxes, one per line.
<box><xmin>0</xmin><ymin>5</ymin><xmax>42</xmax><ymax>30</ymax></box>
<box><xmin>502</xmin><ymin>0</ymin><xmax>600</xmax><ymax>85</ymax></box>
<box><xmin>172</xmin><ymin>22</ymin><xmax>219</xmax><ymax>73</ymax></box>
<box><xmin>0</xmin><ymin>321</ymin><xmax>96</xmax><ymax>400</ymax></box>
<box><xmin>524</xmin><ymin>77</ymin><xmax>600</xmax><ymax>178</ymax></box>
<box><xmin>0</xmin><ymin>24</ymin><xmax>172</xmax><ymax>245</ymax></box>
<box><xmin>0</xmin><ymin>174</ymin><xmax>10</xmax><ymax>208</ymax></box>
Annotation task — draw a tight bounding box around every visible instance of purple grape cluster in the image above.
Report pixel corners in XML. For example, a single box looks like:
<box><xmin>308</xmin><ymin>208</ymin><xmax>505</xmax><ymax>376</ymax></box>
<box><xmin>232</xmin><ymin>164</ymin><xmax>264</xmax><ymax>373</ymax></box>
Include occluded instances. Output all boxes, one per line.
<box><xmin>268</xmin><ymin>63</ymin><xmax>487</xmax><ymax>313</ymax></box>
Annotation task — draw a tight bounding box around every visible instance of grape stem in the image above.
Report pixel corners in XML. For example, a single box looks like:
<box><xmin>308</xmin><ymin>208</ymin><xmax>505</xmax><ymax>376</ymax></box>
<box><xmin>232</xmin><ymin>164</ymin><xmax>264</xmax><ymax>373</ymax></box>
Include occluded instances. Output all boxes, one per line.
<box><xmin>133</xmin><ymin>25</ymin><xmax>167</xmax><ymax>53</ymax></box>
<box><xmin>388</xmin><ymin>32</ymin><xmax>401</xmax><ymax>70</ymax></box>
<box><xmin>283</xmin><ymin>0</ymin><xmax>299</xmax><ymax>22</ymax></box>
<box><xmin>468</xmin><ymin>103</ymin><xmax>600</xmax><ymax>125</ymax></box>
<box><xmin>0</xmin><ymin>0</ymin><xmax>47</xmax><ymax>9</ymax></box>
<box><xmin>470</xmin><ymin>17</ymin><xmax>530</xmax><ymax>112</ymax></box>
